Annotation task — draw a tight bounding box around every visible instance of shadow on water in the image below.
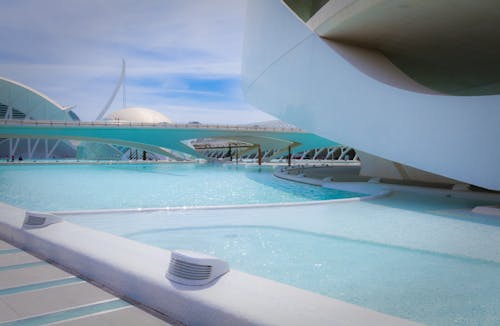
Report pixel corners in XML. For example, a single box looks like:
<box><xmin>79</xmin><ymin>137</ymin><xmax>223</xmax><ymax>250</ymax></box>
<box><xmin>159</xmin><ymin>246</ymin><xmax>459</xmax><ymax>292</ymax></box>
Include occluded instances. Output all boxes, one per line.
<box><xmin>243</xmin><ymin>169</ymin><xmax>365</xmax><ymax>201</ymax></box>
<box><xmin>368</xmin><ymin>191</ymin><xmax>500</xmax><ymax>227</ymax></box>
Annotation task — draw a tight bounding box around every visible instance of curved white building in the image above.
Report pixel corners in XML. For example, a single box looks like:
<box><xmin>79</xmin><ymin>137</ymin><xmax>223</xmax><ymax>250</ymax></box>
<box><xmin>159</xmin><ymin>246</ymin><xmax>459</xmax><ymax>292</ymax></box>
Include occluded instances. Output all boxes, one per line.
<box><xmin>0</xmin><ymin>77</ymin><xmax>78</xmax><ymax>159</ymax></box>
<box><xmin>242</xmin><ymin>0</ymin><xmax>500</xmax><ymax>191</ymax></box>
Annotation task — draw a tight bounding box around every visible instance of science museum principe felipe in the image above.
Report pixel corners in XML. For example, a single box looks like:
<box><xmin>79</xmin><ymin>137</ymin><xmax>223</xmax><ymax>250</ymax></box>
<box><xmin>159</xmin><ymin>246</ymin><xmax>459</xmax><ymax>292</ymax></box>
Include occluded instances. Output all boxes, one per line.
<box><xmin>242</xmin><ymin>0</ymin><xmax>500</xmax><ymax>192</ymax></box>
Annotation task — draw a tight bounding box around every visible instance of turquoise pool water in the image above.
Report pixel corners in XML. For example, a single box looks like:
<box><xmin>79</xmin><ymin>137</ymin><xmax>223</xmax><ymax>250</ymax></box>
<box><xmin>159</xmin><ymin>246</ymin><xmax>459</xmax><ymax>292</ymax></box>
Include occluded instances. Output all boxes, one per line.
<box><xmin>63</xmin><ymin>192</ymin><xmax>500</xmax><ymax>326</ymax></box>
<box><xmin>128</xmin><ymin>226</ymin><xmax>500</xmax><ymax>326</ymax></box>
<box><xmin>2</xmin><ymin>163</ymin><xmax>500</xmax><ymax>325</ymax></box>
<box><xmin>0</xmin><ymin>163</ymin><xmax>363</xmax><ymax>211</ymax></box>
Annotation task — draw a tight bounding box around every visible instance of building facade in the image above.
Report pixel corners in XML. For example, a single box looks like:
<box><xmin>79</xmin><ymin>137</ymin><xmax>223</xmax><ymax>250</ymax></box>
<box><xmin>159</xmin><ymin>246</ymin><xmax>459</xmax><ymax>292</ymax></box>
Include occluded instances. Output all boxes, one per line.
<box><xmin>242</xmin><ymin>0</ymin><xmax>500</xmax><ymax>191</ymax></box>
<box><xmin>0</xmin><ymin>77</ymin><xmax>78</xmax><ymax>160</ymax></box>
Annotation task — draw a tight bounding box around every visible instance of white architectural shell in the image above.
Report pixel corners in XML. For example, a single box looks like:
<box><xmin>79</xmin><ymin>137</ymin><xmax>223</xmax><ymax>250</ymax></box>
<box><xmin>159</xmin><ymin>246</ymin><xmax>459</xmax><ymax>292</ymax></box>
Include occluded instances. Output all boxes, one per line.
<box><xmin>0</xmin><ymin>77</ymin><xmax>78</xmax><ymax>159</ymax></box>
<box><xmin>242</xmin><ymin>0</ymin><xmax>500</xmax><ymax>191</ymax></box>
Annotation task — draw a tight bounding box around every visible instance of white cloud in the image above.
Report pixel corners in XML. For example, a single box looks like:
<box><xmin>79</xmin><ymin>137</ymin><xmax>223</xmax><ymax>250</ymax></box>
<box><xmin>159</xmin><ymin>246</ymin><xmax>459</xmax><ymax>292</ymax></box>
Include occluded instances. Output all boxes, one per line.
<box><xmin>0</xmin><ymin>0</ymin><xmax>273</xmax><ymax>123</ymax></box>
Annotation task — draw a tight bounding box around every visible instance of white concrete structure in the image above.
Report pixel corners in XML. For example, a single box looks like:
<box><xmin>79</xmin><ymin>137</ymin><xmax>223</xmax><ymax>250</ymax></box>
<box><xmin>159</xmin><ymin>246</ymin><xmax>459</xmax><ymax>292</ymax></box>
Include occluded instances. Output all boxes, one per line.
<box><xmin>242</xmin><ymin>0</ymin><xmax>500</xmax><ymax>191</ymax></box>
<box><xmin>0</xmin><ymin>77</ymin><xmax>78</xmax><ymax>159</ymax></box>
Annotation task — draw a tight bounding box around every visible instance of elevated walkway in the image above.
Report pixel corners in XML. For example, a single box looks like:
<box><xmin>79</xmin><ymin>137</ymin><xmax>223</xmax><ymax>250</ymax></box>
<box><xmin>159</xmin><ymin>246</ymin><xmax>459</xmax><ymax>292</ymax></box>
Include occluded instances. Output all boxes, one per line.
<box><xmin>0</xmin><ymin>119</ymin><xmax>336</xmax><ymax>162</ymax></box>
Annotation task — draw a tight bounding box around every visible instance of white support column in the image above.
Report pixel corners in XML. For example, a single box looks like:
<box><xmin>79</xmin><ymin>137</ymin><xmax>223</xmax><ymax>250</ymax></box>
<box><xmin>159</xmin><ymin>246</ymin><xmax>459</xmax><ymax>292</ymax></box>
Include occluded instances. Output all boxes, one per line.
<box><xmin>313</xmin><ymin>148</ymin><xmax>324</xmax><ymax>160</ymax></box>
<box><xmin>312</xmin><ymin>149</ymin><xmax>319</xmax><ymax>160</ymax></box>
<box><xmin>48</xmin><ymin>139</ymin><xmax>62</xmax><ymax>158</ymax></box>
<box><xmin>5</xmin><ymin>106</ymin><xmax>12</xmax><ymax>120</ymax></box>
<box><xmin>45</xmin><ymin>139</ymin><xmax>49</xmax><ymax>158</ymax></box>
<box><xmin>29</xmin><ymin>139</ymin><xmax>40</xmax><ymax>159</ymax></box>
<box><xmin>325</xmin><ymin>147</ymin><xmax>334</xmax><ymax>160</ymax></box>
<box><xmin>339</xmin><ymin>146</ymin><xmax>347</xmax><ymax>160</ymax></box>
<box><xmin>339</xmin><ymin>146</ymin><xmax>352</xmax><ymax>160</ymax></box>
<box><xmin>327</xmin><ymin>147</ymin><xmax>335</xmax><ymax>160</ymax></box>
<box><xmin>10</xmin><ymin>138</ymin><xmax>20</xmax><ymax>158</ymax></box>
<box><xmin>47</xmin><ymin>139</ymin><xmax>61</xmax><ymax>158</ymax></box>
<box><xmin>110</xmin><ymin>144</ymin><xmax>124</xmax><ymax>156</ymax></box>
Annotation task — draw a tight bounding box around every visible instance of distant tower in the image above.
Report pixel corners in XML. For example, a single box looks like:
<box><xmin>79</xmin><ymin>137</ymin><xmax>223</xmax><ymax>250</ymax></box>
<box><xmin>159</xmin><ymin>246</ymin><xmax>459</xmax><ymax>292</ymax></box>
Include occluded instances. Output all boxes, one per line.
<box><xmin>122</xmin><ymin>59</ymin><xmax>126</xmax><ymax>108</ymax></box>
<box><xmin>96</xmin><ymin>59</ymin><xmax>126</xmax><ymax>120</ymax></box>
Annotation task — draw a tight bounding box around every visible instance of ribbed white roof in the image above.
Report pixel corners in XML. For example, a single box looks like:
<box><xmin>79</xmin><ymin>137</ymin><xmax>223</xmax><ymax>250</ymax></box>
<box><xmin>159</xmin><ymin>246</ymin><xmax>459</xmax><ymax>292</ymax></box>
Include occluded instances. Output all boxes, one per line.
<box><xmin>0</xmin><ymin>76</ymin><xmax>73</xmax><ymax>121</ymax></box>
<box><xmin>105</xmin><ymin>107</ymin><xmax>173</xmax><ymax>124</ymax></box>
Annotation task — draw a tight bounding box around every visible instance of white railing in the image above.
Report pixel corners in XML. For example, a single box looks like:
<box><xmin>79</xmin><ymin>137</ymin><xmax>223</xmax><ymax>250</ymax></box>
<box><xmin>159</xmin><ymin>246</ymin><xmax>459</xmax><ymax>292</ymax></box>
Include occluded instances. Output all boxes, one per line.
<box><xmin>0</xmin><ymin>119</ymin><xmax>304</xmax><ymax>133</ymax></box>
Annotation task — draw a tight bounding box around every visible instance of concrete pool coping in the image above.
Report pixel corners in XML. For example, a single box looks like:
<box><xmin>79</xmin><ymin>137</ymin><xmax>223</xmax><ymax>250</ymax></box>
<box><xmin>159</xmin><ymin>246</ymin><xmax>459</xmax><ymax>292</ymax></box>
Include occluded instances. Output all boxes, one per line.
<box><xmin>0</xmin><ymin>202</ymin><xmax>419</xmax><ymax>326</ymax></box>
<box><xmin>0</xmin><ymin>239</ymin><xmax>175</xmax><ymax>325</ymax></box>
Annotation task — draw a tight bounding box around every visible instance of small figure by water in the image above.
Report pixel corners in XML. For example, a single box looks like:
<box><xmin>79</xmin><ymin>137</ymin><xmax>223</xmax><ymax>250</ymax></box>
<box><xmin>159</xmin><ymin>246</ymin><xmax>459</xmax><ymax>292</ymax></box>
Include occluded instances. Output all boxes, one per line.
<box><xmin>18</xmin><ymin>155</ymin><xmax>23</xmax><ymax>161</ymax></box>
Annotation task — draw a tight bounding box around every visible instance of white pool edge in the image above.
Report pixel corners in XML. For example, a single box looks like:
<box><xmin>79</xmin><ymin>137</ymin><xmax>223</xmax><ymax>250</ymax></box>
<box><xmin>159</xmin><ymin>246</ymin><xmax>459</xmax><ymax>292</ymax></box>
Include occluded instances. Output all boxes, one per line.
<box><xmin>50</xmin><ymin>191</ymin><xmax>388</xmax><ymax>216</ymax></box>
<box><xmin>0</xmin><ymin>202</ymin><xmax>419</xmax><ymax>326</ymax></box>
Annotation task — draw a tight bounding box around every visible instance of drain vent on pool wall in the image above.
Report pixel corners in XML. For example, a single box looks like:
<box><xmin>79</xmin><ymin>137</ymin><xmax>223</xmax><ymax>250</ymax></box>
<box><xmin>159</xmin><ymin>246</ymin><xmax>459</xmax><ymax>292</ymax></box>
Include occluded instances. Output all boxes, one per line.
<box><xmin>23</xmin><ymin>211</ymin><xmax>62</xmax><ymax>229</ymax></box>
<box><xmin>166</xmin><ymin>250</ymin><xmax>229</xmax><ymax>286</ymax></box>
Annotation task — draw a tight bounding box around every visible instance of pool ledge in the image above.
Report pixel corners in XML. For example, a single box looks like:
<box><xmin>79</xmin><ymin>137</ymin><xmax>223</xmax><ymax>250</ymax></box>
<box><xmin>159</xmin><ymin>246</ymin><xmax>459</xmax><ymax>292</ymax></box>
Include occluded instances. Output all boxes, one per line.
<box><xmin>0</xmin><ymin>202</ymin><xmax>419</xmax><ymax>326</ymax></box>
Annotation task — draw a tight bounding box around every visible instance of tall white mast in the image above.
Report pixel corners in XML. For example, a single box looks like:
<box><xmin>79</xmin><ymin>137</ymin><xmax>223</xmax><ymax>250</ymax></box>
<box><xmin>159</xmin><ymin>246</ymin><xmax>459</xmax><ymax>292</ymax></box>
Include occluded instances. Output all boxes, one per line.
<box><xmin>96</xmin><ymin>59</ymin><xmax>126</xmax><ymax>120</ymax></box>
<box><xmin>122</xmin><ymin>59</ymin><xmax>126</xmax><ymax>108</ymax></box>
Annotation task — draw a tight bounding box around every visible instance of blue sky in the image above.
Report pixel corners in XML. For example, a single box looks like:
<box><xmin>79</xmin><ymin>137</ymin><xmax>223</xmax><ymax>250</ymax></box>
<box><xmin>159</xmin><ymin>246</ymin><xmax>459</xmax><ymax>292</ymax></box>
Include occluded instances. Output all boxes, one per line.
<box><xmin>0</xmin><ymin>0</ymin><xmax>275</xmax><ymax>123</ymax></box>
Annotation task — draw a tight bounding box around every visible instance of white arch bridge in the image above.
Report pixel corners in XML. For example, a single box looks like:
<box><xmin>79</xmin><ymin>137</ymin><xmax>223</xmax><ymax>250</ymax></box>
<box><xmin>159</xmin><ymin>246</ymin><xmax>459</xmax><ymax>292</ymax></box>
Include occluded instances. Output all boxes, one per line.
<box><xmin>0</xmin><ymin>119</ymin><xmax>341</xmax><ymax>163</ymax></box>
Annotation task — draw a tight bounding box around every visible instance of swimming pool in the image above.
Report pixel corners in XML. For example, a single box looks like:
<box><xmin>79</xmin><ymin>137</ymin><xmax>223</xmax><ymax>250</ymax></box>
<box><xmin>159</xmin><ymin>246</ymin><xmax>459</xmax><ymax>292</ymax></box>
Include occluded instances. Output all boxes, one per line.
<box><xmin>0</xmin><ymin>163</ymin><xmax>364</xmax><ymax>211</ymax></box>
<box><xmin>56</xmin><ymin>189</ymin><xmax>500</xmax><ymax>326</ymax></box>
<box><xmin>1</xmin><ymin>163</ymin><xmax>500</xmax><ymax>325</ymax></box>
<box><xmin>130</xmin><ymin>226</ymin><xmax>499</xmax><ymax>325</ymax></box>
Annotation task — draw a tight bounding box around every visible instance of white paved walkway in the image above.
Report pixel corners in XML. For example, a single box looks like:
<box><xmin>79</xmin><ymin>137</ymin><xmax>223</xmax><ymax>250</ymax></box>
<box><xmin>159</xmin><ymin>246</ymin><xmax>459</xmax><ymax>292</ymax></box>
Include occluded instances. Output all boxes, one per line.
<box><xmin>0</xmin><ymin>239</ymin><xmax>178</xmax><ymax>325</ymax></box>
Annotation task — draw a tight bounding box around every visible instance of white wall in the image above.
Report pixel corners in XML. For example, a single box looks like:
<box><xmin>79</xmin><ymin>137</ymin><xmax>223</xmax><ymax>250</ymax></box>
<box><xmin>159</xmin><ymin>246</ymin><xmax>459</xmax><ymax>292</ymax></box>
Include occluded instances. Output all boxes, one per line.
<box><xmin>242</xmin><ymin>0</ymin><xmax>500</xmax><ymax>191</ymax></box>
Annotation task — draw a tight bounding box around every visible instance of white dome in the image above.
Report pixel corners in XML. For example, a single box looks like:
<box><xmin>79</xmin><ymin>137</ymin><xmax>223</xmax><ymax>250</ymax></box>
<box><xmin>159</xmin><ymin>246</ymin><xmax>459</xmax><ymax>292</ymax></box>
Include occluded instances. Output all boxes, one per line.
<box><xmin>105</xmin><ymin>107</ymin><xmax>173</xmax><ymax>123</ymax></box>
